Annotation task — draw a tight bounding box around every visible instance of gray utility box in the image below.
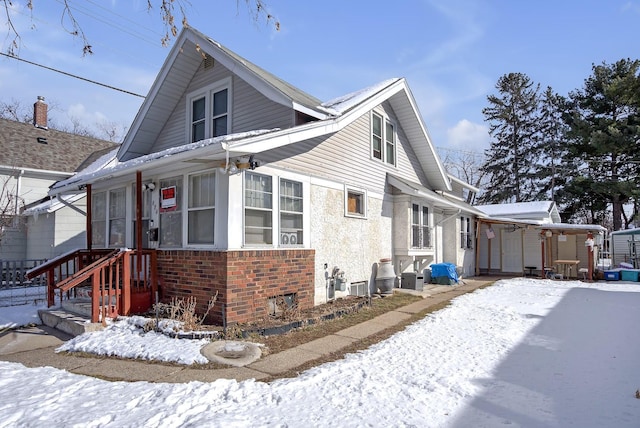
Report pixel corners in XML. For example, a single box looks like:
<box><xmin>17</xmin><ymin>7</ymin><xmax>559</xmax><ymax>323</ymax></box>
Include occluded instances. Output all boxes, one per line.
<box><xmin>401</xmin><ymin>272</ymin><xmax>424</xmax><ymax>291</ymax></box>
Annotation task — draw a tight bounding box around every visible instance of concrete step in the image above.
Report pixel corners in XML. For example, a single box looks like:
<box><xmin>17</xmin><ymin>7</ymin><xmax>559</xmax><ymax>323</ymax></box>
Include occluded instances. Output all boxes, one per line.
<box><xmin>61</xmin><ymin>299</ymin><xmax>92</xmax><ymax>317</ymax></box>
<box><xmin>38</xmin><ymin>308</ymin><xmax>104</xmax><ymax>337</ymax></box>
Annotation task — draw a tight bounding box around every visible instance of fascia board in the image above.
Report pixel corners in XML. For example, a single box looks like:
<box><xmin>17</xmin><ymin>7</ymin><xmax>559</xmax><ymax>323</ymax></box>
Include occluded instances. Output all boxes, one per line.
<box><xmin>117</xmin><ymin>30</ymin><xmax>192</xmax><ymax>159</ymax></box>
<box><xmin>400</xmin><ymin>81</ymin><xmax>451</xmax><ymax>192</ymax></box>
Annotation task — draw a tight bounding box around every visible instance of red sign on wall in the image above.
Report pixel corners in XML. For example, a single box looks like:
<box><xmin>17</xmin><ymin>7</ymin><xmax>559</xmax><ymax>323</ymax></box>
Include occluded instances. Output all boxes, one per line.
<box><xmin>160</xmin><ymin>186</ymin><xmax>177</xmax><ymax>211</ymax></box>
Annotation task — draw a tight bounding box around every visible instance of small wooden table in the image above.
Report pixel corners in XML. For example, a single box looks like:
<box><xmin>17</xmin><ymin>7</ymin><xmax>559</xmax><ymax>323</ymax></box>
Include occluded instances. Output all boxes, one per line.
<box><xmin>554</xmin><ymin>260</ymin><xmax>580</xmax><ymax>279</ymax></box>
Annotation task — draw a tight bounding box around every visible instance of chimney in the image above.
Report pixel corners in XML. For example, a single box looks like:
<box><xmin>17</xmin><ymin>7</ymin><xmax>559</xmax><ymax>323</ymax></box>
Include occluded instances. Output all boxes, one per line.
<box><xmin>33</xmin><ymin>96</ymin><xmax>48</xmax><ymax>129</ymax></box>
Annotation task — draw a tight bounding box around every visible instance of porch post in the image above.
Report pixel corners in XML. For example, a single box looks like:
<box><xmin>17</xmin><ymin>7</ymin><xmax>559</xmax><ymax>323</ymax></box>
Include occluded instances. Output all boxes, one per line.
<box><xmin>86</xmin><ymin>184</ymin><xmax>92</xmax><ymax>250</ymax></box>
<box><xmin>540</xmin><ymin>232</ymin><xmax>545</xmax><ymax>276</ymax></box>
<box><xmin>587</xmin><ymin>231</ymin><xmax>594</xmax><ymax>281</ymax></box>
<box><xmin>475</xmin><ymin>219</ymin><xmax>481</xmax><ymax>276</ymax></box>
<box><xmin>136</xmin><ymin>171</ymin><xmax>143</xmax><ymax>279</ymax></box>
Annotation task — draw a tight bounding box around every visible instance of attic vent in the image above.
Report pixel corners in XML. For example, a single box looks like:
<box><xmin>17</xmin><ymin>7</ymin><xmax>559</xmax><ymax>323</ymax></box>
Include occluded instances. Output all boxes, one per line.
<box><xmin>203</xmin><ymin>54</ymin><xmax>214</xmax><ymax>69</ymax></box>
<box><xmin>36</xmin><ymin>137</ymin><xmax>48</xmax><ymax>144</ymax></box>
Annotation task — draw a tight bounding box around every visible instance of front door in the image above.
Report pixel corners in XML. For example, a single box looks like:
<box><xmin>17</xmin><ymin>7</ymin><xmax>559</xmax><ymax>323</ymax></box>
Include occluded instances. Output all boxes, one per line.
<box><xmin>501</xmin><ymin>228</ymin><xmax>523</xmax><ymax>273</ymax></box>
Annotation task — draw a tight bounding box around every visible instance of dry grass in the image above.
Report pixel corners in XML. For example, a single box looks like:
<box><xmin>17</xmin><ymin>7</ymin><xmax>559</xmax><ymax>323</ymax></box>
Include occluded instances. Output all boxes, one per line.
<box><xmin>252</xmin><ymin>293</ymin><xmax>423</xmax><ymax>354</ymax></box>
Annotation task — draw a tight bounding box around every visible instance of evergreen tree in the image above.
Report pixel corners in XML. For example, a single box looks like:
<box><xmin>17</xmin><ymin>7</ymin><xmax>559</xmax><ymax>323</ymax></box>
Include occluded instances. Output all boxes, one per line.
<box><xmin>479</xmin><ymin>72</ymin><xmax>541</xmax><ymax>204</ymax></box>
<box><xmin>563</xmin><ymin>59</ymin><xmax>640</xmax><ymax>230</ymax></box>
<box><xmin>534</xmin><ymin>87</ymin><xmax>570</xmax><ymax>202</ymax></box>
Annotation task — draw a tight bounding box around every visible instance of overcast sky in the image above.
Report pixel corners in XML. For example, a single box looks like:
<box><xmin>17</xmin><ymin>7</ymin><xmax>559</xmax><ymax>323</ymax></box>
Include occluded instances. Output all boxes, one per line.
<box><xmin>1</xmin><ymin>0</ymin><xmax>639</xmax><ymax>153</ymax></box>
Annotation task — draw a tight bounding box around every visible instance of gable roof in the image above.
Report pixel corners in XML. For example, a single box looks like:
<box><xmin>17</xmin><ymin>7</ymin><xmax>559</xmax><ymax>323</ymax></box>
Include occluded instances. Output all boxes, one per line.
<box><xmin>118</xmin><ymin>26</ymin><xmax>328</xmax><ymax>162</ymax></box>
<box><xmin>0</xmin><ymin>118</ymin><xmax>118</xmax><ymax>174</ymax></box>
<box><xmin>52</xmin><ymin>26</ymin><xmax>451</xmax><ymax>194</ymax></box>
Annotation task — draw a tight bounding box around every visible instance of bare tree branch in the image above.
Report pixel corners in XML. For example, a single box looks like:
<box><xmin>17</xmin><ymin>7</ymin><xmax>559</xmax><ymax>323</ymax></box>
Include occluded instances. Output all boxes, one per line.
<box><xmin>3</xmin><ymin>1</ymin><xmax>280</xmax><ymax>56</ymax></box>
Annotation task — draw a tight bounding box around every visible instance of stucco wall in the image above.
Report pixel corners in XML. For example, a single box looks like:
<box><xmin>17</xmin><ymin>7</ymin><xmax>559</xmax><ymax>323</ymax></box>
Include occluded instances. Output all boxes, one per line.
<box><xmin>310</xmin><ymin>183</ymin><xmax>392</xmax><ymax>305</ymax></box>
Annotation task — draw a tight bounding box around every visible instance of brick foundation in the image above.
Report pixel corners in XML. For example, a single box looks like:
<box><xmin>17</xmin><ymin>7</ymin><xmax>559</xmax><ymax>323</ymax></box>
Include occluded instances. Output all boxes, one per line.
<box><xmin>157</xmin><ymin>249</ymin><xmax>315</xmax><ymax>325</ymax></box>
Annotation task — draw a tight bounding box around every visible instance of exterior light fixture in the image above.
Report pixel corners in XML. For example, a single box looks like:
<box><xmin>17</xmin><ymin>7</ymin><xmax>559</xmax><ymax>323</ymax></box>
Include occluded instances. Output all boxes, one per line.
<box><xmin>545</xmin><ymin>230</ymin><xmax>553</xmax><ymax>238</ymax></box>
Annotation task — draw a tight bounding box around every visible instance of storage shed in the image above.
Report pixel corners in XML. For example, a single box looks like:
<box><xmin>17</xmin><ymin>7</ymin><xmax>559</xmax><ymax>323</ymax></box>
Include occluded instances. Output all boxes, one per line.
<box><xmin>609</xmin><ymin>228</ymin><xmax>640</xmax><ymax>268</ymax></box>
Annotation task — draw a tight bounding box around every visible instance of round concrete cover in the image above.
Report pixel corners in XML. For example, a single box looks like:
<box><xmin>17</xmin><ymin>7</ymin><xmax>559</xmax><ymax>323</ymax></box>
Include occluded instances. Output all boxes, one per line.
<box><xmin>200</xmin><ymin>340</ymin><xmax>262</xmax><ymax>367</ymax></box>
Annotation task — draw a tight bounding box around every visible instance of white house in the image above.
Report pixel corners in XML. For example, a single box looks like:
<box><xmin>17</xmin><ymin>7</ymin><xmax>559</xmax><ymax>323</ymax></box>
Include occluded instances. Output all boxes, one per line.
<box><xmin>48</xmin><ymin>26</ymin><xmax>483</xmax><ymax>325</ymax></box>
<box><xmin>0</xmin><ymin>99</ymin><xmax>116</xmax><ymax>272</ymax></box>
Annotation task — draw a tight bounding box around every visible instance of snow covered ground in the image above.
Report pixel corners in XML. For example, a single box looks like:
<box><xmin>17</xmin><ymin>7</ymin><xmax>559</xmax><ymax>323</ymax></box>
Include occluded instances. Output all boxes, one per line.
<box><xmin>1</xmin><ymin>278</ymin><xmax>639</xmax><ymax>427</ymax></box>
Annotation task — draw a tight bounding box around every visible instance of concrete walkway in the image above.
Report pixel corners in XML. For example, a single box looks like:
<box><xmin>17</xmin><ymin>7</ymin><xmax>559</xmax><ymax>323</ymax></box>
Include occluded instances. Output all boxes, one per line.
<box><xmin>0</xmin><ymin>277</ymin><xmax>501</xmax><ymax>383</ymax></box>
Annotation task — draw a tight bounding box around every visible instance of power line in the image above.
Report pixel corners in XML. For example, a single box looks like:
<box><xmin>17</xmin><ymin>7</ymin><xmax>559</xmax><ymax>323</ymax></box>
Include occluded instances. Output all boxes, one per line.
<box><xmin>0</xmin><ymin>52</ymin><xmax>145</xmax><ymax>98</ymax></box>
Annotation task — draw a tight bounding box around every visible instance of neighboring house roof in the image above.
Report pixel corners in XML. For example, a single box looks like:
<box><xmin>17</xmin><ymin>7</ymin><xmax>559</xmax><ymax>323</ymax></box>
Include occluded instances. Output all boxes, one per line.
<box><xmin>52</xmin><ymin>26</ymin><xmax>451</xmax><ymax>195</ymax></box>
<box><xmin>476</xmin><ymin>201</ymin><xmax>561</xmax><ymax>223</ymax></box>
<box><xmin>0</xmin><ymin>118</ymin><xmax>118</xmax><ymax>173</ymax></box>
<box><xmin>476</xmin><ymin>201</ymin><xmax>606</xmax><ymax>234</ymax></box>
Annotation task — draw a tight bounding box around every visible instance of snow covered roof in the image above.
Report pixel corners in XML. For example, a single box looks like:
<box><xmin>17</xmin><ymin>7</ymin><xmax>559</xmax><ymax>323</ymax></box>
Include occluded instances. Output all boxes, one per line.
<box><xmin>50</xmin><ymin>29</ymin><xmax>452</xmax><ymax>195</ymax></box>
<box><xmin>476</xmin><ymin>201</ymin><xmax>561</xmax><ymax>223</ymax></box>
<box><xmin>22</xmin><ymin>193</ymin><xmax>85</xmax><ymax>216</ymax></box>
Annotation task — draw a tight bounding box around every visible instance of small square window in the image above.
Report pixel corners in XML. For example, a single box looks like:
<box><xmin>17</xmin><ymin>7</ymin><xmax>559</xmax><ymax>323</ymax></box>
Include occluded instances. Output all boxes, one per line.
<box><xmin>345</xmin><ymin>187</ymin><xmax>367</xmax><ymax>218</ymax></box>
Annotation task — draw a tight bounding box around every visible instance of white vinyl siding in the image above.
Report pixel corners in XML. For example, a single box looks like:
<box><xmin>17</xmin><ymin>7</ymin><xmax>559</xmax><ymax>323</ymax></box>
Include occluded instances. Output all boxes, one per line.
<box><xmin>151</xmin><ymin>65</ymin><xmax>293</xmax><ymax>154</ymax></box>
<box><xmin>257</xmin><ymin>104</ymin><xmax>424</xmax><ymax>195</ymax></box>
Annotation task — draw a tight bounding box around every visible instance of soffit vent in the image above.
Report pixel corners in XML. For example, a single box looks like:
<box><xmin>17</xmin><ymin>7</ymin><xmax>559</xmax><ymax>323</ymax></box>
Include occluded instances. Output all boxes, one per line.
<box><xmin>203</xmin><ymin>54</ymin><xmax>214</xmax><ymax>69</ymax></box>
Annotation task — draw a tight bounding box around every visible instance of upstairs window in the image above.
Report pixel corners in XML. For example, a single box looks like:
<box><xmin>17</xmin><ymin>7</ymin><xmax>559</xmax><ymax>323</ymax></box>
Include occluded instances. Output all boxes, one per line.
<box><xmin>188</xmin><ymin>78</ymin><xmax>231</xmax><ymax>143</ymax></box>
<box><xmin>371</xmin><ymin>112</ymin><xmax>396</xmax><ymax>166</ymax></box>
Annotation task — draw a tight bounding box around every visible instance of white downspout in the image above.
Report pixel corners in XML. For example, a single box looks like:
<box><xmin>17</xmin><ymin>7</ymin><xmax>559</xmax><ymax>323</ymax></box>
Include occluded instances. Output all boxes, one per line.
<box><xmin>15</xmin><ymin>169</ymin><xmax>24</xmax><ymax>217</ymax></box>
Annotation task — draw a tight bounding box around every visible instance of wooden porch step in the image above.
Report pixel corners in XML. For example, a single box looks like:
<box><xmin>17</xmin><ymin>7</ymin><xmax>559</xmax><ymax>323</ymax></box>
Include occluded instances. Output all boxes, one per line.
<box><xmin>38</xmin><ymin>307</ymin><xmax>104</xmax><ymax>337</ymax></box>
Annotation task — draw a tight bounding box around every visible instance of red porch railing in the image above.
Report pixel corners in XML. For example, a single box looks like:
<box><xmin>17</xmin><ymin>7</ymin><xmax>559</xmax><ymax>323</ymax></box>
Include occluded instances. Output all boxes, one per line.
<box><xmin>26</xmin><ymin>248</ymin><xmax>157</xmax><ymax>323</ymax></box>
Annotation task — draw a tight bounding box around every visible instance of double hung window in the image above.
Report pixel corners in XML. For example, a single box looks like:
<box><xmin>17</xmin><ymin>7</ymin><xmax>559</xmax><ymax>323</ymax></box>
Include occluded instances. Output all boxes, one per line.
<box><xmin>188</xmin><ymin>171</ymin><xmax>215</xmax><ymax>245</ymax></box>
<box><xmin>108</xmin><ymin>188</ymin><xmax>126</xmax><ymax>247</ymax></box>
<box><xmin>91</xmin><ymin>192</ymin><xmax>106</xmax><ymax>246</ymax></box>
<box><xmin>411</xmin><ymin>203</ymin><xmax>431</xmax><ymax>248</ymax></box>
<box><xmin>279</xmin><ymin>179</ymin><xmax>303</xmax><ymax>246</ymax></box>
<box><xmin>371</xmin><ymin>112</ymin><xmax>396</xmax><ymax>166</ymax></box>
<box><xmin>460</xmin><ymin>216</ymin><xmax>473</xmax><ymax>249</ymax></box>
<box><xmin>188</xmin><ymin>79</ymin><xmax>230</xmax><ymax>143</ymax></box>
<box><xmin>244</xmin><ymin>172</ymin><xmax>273</xmax><ymax>245</ymax></box>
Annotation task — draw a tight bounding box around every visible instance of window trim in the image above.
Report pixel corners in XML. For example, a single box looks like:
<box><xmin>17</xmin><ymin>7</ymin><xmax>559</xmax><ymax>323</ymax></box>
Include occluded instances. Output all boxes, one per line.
<box><xmin>344</xmin><ymin>185</ymin><xmax>367</xmax><ymax>219</ymax></box>
<box><xmin>186</xmin><ymin>77</ymin><xmax>232</xmax><ymax>144</ymax></box>
<box><xmin>370</xmin><ymin>111</ymin><xmax>397</xmax><ymax>166</ymax></box>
